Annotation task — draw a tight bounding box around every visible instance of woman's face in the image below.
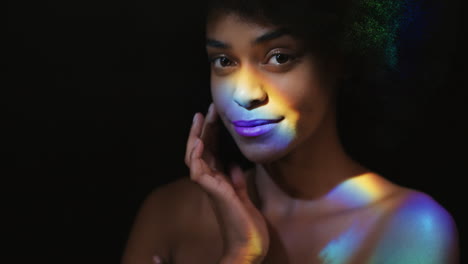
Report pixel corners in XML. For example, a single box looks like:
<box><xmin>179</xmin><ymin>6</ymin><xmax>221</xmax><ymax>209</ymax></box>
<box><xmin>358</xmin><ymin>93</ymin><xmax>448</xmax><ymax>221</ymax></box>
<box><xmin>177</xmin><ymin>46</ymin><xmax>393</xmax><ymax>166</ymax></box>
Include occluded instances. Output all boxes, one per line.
<box><xmin>206</xmin><ymin>13</ymin><xmax>336</xmax><ymax>163</ymax></box>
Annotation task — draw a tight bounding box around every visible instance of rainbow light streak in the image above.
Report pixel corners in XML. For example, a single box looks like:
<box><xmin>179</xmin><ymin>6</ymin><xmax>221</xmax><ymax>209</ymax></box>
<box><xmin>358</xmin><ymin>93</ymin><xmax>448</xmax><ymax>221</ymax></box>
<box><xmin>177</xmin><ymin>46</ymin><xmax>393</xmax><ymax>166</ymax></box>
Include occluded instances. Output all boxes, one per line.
<box><xmin>318</xmin><ymin>173</ymin><xmax>388</xmax><ymax>263</ymax></box>
<box><xmin>319</xmin><ymin>223</ymin><xmax>367</xmax><ymax>264</ymax></box>
<box><xmin>366</xmin><ymin>193</ymin><xmax>455</xmax><ymax>263</ymax></box>
<box><xmin>317</xmin><ymin>174</ymin><xmax>454</xmax><ymax>263</ymax></box>
<box><xmin>316</xmin><ymin>1</ymin><xmax>438</xmax><ymax>262</ymax></box>
<box><xmin>249</xmin><ymin>231</ymin><xmax>263</xmax><ymax>257</ymax></box>
<box><xmin>218</xmin><ymin>69</ymin><xmax>299</xmax><ymax>151</ymax></box>
<box><xmin>326</xmin><ymin>173</ymin><xmax>384</xmax><ymax>208</ymax></box>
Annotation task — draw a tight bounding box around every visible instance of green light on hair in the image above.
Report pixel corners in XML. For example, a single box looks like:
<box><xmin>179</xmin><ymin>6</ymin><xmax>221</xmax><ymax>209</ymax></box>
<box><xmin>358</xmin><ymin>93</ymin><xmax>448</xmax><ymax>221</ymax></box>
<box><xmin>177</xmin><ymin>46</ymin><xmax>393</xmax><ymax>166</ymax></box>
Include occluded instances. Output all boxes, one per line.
<box><xmin>346</xmin><ymin>0</ymin><xmax>408</xmax><ymax>69</ymax></box>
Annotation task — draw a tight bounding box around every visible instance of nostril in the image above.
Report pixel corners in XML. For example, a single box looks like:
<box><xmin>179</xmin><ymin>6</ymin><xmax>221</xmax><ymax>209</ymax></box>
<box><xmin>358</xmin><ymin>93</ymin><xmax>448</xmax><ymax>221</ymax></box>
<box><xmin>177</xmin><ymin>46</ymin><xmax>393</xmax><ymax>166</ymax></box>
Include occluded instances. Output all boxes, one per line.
<box><xmin>251</xmin><ymin>99</ymin><xmax>261</xmax><ymax>106</ymax></box>
<box><xmin>246</xmin><ymin>96</ymin><xmax>269</xmax><ymax>110</ymax></box>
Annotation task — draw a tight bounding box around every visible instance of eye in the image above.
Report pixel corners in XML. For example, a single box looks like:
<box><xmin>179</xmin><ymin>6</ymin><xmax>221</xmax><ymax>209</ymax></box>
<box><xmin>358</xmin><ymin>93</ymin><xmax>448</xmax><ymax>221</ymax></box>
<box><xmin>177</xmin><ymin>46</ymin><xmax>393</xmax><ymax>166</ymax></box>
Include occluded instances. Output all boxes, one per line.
<box><xmin>211</xmin><ymin>56</ymin><xmax>236</xmax><ymax>68</ymax></box>
<box><xmin>266</xmin><ymin>52</ymin><xmax>296</xmax><ymax>65</ymax></box>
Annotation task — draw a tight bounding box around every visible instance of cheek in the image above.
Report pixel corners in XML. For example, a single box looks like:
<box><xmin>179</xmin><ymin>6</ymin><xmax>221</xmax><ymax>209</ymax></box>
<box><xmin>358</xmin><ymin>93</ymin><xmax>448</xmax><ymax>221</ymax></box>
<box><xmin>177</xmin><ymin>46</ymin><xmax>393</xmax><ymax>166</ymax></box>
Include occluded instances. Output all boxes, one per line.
<box><xmin>211</xmin><ymin>79</ymin><xmax>226</xmax><ymax>104</ymax></box>
<box><xmin>272</xmin><ymin>68</ymin><xmax>332</xmax><ymax>136</ymax></box>
<box><xmin>285</xmin><ymin>65</ymin><xmax>323</xmax><ymax>98</ymax></box>
<box><xmin>270</xmin><ymin>70</ymin><xmax>324</xmax><ymax>117</ymax></box>
<box><xmin>211</xmin><ymin>79</ymin><xmax>232</xmax><ymax>120</ymax></box>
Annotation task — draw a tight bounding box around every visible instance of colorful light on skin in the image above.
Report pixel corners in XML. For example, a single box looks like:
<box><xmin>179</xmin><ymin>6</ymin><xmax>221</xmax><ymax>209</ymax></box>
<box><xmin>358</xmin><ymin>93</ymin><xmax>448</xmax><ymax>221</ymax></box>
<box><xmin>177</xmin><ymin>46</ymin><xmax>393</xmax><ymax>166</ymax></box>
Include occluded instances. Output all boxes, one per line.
<box><xmin>318</xmin><ymin>173</ymin><xmax>393</xmax><ymax>263</ymax></box>
<box><xmin>206</xmin><ymin>13</ymin><xmax>334</xmax><ymax>164</ymax></box>
<box><xmin>319</xmin><ymin>222</ymin><xmax>367</xmax><ymax>264</ymax></box>
<box><xmin>236</xmin><ymin>230</ymin><xmax>265</xmax><ymax>264</ymax></box>
<box><xmin>213</xmin><ymin>83</ymin><xmax>454</xmax><ymax>263</ymax></box>
<box><xmin>214</xmin><ymin>79</ymin><xmax>455</xmax><ymax>263</ymax></box>
<box><xmin>232</xmin><ymin>118</ymin><xmax>284</xmax><ymax>138</ymax></box>
<box><xmin>211</xmin><ymin>63</ymin><xmax>305</xmax><ymax>163</ymax></box>
<box><xmin>207</xmin><ymin>9</ymin><xmax>455</xmax><ymax>263</ymax></box>
<box><xmin>365</xmin><ymin>193</ymin><xmax>457</xmax><ymax>264</ymax></box>
<box><xmin>317</xmin><ymin>173</ymin><xmax>456</xmax><ymax>263</ymax></box>
<box><xmin>325</xmin><ymin>172</ymin><xmax>385</xmax><ymax>208</ymax></box>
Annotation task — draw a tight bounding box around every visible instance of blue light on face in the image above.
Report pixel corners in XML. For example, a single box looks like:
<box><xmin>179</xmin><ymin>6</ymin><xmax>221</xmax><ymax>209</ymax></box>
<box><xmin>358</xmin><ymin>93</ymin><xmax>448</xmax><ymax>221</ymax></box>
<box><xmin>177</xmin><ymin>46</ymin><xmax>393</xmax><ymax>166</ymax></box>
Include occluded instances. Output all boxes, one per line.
<box><xmin>214</xmin><ymin>72</ymin><xmax>301</xmax><ymax>157</ymax></box>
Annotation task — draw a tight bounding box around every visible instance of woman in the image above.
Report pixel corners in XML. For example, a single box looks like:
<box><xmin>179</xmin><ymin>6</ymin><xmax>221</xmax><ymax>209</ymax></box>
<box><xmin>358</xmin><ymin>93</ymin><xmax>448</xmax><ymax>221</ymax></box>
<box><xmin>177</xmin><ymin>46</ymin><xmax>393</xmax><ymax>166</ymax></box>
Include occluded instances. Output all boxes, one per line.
<box><xmin>122</xmin><ymin>0</ymin><xmax>459</xmax><ymax>263</ymax></box>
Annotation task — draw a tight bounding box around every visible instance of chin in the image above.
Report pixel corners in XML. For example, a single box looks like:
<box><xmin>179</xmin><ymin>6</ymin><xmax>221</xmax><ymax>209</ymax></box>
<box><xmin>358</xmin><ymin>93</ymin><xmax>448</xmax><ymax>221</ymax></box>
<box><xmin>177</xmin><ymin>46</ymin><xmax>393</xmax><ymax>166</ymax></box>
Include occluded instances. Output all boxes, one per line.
<box><xmin>232</xmin><ymin>134</ymin><xmax>296</xmax><ymax>164</ymax></box>
<box><xmin>240</xmin><ymin>148</ymin><xmax>285</xmax><ymax>164</ymax></box>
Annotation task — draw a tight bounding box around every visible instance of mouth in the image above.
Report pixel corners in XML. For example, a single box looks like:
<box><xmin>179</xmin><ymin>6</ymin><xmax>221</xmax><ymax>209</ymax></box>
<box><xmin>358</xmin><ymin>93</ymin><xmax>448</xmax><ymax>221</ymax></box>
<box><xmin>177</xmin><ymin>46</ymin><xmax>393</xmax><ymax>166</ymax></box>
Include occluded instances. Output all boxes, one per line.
<box><xmin>231</xmin><ymin>117</ymin><xmax>284</xmax><ymax>137</ymax></box>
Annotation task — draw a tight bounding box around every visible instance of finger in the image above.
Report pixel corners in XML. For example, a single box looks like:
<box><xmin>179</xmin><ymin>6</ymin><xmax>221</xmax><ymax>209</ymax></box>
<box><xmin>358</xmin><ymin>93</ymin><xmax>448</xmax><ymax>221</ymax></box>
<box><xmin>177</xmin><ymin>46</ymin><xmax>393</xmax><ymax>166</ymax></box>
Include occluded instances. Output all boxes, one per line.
<box><xmin>190</xmin><ymin>138</ymin><xmax>204</xmax><ymax>164</ymax></box>
<box><xmin>196</xmin><ymin>172</ymin><xmax>237</xmax><ymax>201</ymax></box>
<box><xmin>230</xmin><ymin>165</ymin><xmax>252</xmax><ymax>204</ymax></box>
<box><xmin>189</xmin><ymin>139</ymin><xmax>212</xmax><ymax>181</ymax></box>
<box><xmin>185</xmin><ymin>113</ymin><xmax>204</xmax><ymax>167</ymax></box>
<box><xmin>189</xmin><ymin>140</ymin><xmax>236</xmax><ymax>199</ymax></box>
<box><xmin>200</xmin><ymin>104</ymin><xmax>222</xmax><ymax>170</ymax></box>
<box><xmin>192</xmin><ymin>135</ymin><xmax>227</xmax><ymax>180</ymax></box>
<box><xmin>200</xmin><ymin>103</ymin><xmax>220</xmax><ymax>151</ymax></box>
<box><xmin>152</xmin><ymin>256</ymin><xmax>162</xmax><ymax>264</ymax></box>
<box><xmin>230</xmin><ymin>165</ymin><xmax>246</xmax><ymax>190</ymax></box>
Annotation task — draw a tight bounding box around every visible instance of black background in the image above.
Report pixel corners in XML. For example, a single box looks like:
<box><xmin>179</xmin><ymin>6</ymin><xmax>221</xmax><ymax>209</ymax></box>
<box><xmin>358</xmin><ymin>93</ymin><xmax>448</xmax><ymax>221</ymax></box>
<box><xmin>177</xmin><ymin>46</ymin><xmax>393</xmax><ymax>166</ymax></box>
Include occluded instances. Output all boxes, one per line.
<box><xmin>4</xmin><ymin>0</ymin><xmax>467</xmax><ymax>263</ymax></box>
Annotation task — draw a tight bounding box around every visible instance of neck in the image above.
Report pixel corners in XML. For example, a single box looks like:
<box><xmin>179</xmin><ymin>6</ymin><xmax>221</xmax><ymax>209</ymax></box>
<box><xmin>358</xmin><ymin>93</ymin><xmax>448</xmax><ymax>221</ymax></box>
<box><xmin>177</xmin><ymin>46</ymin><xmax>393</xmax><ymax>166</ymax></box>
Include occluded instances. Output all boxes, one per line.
<box><xmin>248</xmin><ymin>110</ymin><xmax>369</xmax><ymax>218</ymax></box>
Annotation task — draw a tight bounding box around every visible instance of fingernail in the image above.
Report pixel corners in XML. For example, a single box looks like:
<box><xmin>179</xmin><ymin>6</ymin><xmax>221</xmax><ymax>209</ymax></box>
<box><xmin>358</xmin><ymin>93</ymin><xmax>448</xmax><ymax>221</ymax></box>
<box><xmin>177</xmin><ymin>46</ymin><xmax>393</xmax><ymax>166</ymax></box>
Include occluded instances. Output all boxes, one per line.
<box><xmin>208</xmin><ymin>103</ymin><xmax>214</xmax><ymax>115</ymax></box>
<box><xmin>192</xmin><ymin>113</ymin><xmax>198</xmax><ymax>124</ymax></box>
<box><xmin>194</xmin><ymin>139</ymin><xmax>200</xmax><ymax>147</ymax></box>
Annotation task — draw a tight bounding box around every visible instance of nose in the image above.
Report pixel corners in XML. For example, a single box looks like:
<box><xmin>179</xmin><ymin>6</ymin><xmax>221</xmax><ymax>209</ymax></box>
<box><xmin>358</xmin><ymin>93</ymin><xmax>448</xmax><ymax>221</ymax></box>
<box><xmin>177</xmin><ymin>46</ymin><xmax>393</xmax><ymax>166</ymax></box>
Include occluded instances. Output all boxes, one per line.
<box><xmin>232</xmin><ymin>68</ymin><xmax>268</xmax><ymax>110</ymax></box>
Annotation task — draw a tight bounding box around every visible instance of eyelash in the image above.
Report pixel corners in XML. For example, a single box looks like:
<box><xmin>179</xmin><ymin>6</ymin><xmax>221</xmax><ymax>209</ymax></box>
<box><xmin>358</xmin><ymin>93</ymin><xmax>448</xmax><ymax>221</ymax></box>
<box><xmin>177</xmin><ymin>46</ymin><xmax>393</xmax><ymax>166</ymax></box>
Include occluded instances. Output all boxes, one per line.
<box><xmin>209</xmin><ymin>56</ymin><xmax>235</xmax><ymax>68</ymax></box>
<box><xmin>209</xmin><ymin>51</ymin><xmax>297</xmax><ymax>69</ymax></box>
<box><xmin>267</xmin><ymin>51</ymin><xmax>297</xmax><ymax>65</ymax></box>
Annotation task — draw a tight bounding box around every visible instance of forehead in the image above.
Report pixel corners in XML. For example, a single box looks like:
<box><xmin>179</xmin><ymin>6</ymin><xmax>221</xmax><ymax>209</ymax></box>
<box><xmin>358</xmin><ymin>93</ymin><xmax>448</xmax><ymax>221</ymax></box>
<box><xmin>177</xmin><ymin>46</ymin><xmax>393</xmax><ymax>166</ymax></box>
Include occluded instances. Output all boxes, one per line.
<box><xmin>206</xmin><ymin>13</ymin><xmax>275</xmax><ymax>38</ymax></box>
<box><xmin>205</xmin><ymin>13</ymin><xmax>302</xmax><ymax>51</ymax></box>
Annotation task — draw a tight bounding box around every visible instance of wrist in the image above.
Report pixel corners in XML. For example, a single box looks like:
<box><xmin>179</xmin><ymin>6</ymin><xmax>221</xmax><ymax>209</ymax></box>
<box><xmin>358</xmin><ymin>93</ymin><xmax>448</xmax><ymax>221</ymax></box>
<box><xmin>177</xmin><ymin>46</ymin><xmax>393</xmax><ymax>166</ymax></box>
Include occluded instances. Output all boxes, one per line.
<box><xmin>220</xmin><ymin>238</ymin><xmax>267</xmax><ymax>264</ymax></box>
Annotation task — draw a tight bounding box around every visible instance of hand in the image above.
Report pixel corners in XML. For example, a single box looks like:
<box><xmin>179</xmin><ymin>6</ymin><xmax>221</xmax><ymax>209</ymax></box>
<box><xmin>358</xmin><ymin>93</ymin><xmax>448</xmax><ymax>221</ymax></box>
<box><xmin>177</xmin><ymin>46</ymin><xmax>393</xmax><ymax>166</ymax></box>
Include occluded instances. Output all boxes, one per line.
<box><xmin>152</xmin><ymin>255</ymin><xmax>163</xmax><ymax>264</ymax></box>
<box><xmin>185</xmin><ymin>103</ymin><xmax>270</xmax><ymax>263</ymax></box>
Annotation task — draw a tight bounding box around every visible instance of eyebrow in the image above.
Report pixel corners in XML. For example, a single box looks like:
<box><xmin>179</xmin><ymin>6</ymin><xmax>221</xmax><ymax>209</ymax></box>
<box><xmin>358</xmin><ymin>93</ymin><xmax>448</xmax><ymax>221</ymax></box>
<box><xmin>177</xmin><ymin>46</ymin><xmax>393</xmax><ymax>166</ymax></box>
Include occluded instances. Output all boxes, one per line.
<box><xmin>206</xmin><ymin>28</ymin><xmax>291</xmax><ymax>49</ymax></box>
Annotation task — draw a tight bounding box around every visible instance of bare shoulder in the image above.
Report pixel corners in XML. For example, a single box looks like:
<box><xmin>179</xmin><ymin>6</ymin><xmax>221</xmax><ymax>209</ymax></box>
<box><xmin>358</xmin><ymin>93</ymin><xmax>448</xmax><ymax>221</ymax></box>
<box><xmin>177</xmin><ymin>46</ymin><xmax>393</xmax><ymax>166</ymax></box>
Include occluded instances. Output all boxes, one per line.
<box><xmin>122</xmin><ymin>177</ymin><xmax>208</xmax><ymax>264</ymax></box>
<box><xmin>370</xmin><ymin>185</ymin><xmax>459</xmax><ymax>264</ymax></box>
<box><xmin>144</xmin><ymin>177</ymin><xmax>207</xmax><ymax>216</ymax></box>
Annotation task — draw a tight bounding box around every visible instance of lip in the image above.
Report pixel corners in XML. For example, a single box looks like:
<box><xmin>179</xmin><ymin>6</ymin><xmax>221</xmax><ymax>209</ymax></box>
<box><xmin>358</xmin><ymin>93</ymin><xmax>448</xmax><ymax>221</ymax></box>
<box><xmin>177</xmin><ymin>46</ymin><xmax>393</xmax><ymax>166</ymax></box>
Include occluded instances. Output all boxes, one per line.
<box><xmin>231</xmin><ymin>118</ymin><xmax>284</xmax><ymax>137</ymax></box>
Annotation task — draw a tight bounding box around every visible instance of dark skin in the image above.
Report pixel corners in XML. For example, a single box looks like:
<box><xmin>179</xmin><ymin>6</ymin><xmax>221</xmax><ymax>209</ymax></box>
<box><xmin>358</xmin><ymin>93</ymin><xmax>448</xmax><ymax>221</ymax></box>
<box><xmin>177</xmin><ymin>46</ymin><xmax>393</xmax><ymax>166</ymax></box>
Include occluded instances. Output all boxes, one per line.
<box><xmin>122</xmin><ymin>13</ymin><xmax>459</xmax><ymax>264</ymax></box>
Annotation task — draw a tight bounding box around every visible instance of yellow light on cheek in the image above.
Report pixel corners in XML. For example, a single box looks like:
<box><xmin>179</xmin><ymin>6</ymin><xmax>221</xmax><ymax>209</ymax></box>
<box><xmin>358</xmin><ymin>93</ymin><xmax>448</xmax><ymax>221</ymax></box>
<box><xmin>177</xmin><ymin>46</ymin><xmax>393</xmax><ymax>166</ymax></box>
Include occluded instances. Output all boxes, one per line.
<box><xmin>258</xmin><ymin>75</ymin><xmax>300</xmax><ymax>141</ymax></box>
<box><xmin>213</xmin><ymin>68</ymin><xmax>301</xmax><ymax>147</ymax></box>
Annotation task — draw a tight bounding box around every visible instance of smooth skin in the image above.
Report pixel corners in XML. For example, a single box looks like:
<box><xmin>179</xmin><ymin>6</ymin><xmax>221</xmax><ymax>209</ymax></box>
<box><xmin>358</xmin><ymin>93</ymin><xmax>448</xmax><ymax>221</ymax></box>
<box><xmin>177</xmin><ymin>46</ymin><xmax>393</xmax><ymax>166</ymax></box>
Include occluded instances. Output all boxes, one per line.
<box><xmin>186</xmin><ymin>106</ymin><xmax>269</xmax><ymax>263</ymax></box>
<box><xmin>122</xmin><ymin>13</ymin><xmax>459</xmax><ymax>264</ymax></box>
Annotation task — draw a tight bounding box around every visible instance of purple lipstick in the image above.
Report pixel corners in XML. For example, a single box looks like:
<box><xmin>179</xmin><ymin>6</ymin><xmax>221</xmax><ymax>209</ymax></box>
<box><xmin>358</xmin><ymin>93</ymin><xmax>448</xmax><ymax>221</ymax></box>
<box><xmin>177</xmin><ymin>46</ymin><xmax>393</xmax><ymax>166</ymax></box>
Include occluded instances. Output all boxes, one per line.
<box><xmin>232</xmin><ymin>118</ymin><xmax>283</xmax><ymax>137</ymax></box>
